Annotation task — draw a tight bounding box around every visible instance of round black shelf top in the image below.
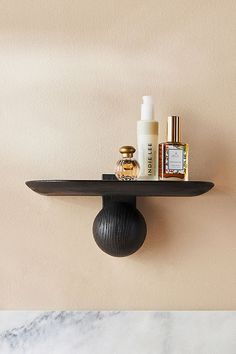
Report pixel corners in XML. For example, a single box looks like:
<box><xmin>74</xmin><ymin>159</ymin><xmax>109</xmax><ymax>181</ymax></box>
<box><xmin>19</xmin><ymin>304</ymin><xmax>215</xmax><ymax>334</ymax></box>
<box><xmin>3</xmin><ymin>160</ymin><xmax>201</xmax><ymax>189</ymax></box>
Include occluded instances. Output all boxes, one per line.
<box><xmin>25</xmin><ymin>179</ymin><xmax>214</xmax><ymax>197</ymax></box>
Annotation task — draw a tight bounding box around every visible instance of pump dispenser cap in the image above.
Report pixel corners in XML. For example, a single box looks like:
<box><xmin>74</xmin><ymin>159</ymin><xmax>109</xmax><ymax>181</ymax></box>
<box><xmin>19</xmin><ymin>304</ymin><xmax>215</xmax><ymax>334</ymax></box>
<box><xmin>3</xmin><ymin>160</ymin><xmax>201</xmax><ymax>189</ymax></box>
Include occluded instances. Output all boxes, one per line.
<box><xmin>167</xmin><ymin>116</ymin><xmax>181</xmax><ymax>143</ymax></box>
<box><xmin>141</xmin><ymin>96</ymin><xmax>154</xmax><ymax>121</ymax></box>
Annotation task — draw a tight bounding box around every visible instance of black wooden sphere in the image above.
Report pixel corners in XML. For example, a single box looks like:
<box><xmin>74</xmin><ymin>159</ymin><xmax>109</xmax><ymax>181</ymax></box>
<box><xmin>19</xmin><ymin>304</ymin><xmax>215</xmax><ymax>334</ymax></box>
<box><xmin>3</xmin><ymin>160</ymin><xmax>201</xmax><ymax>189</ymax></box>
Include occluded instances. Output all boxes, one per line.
<box><xmin>93</xmin><ymin>202</ymin><xmax>147</xmax><ymax>257</ymax></box>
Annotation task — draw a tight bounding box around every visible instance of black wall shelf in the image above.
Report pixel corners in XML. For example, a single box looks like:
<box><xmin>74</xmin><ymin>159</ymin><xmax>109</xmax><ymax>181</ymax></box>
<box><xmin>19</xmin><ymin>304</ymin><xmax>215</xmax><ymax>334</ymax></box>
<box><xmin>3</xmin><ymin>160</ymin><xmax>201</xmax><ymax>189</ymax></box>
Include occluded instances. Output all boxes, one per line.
<box><xmin>26</xmin><ymin>175</ymin><xmax>214</xmax><ymax>257</ymax></box>
<box><xmin>26</xmin><ymin>179</ymin><xmax>213</xmax><ymax>197</ymax></box>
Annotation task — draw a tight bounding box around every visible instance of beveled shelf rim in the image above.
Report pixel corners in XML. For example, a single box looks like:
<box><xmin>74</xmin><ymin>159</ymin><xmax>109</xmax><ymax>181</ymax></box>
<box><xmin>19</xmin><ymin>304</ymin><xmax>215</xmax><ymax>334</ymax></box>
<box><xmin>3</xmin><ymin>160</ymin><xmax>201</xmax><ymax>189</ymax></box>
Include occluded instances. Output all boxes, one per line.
<box><xmin>25</xmin><ymin>179</ymin><xmax>214</xmax><ymax>197</ymax></box>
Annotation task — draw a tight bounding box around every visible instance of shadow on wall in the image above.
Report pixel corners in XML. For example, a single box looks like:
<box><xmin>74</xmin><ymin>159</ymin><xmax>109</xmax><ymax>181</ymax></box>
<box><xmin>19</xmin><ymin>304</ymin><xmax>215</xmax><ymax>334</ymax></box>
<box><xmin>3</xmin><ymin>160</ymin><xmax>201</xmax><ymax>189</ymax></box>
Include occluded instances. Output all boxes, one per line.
<box><xmin>183</xmin><ymin>112</ymin><xmax>231</xmax><ymax>193</ymax></box>
<box><xmin>136</xmin><ymin>197</ymin><xmax>171</xmax><ymax>259</ymax></box>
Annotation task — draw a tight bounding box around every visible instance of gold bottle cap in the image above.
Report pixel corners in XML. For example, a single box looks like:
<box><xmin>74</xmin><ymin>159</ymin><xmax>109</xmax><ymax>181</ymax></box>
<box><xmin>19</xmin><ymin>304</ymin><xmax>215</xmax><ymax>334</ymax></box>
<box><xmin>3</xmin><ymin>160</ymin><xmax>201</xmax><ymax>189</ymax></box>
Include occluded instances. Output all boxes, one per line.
<box><xmin>167</xmin><ymin>116</ymin><xmax>181</xmax><ymax>143</ymax></box>
<box><xmin>119</xmin><ymin>146</ymin><xmax>135</xmax><ymax>158</ymax></box>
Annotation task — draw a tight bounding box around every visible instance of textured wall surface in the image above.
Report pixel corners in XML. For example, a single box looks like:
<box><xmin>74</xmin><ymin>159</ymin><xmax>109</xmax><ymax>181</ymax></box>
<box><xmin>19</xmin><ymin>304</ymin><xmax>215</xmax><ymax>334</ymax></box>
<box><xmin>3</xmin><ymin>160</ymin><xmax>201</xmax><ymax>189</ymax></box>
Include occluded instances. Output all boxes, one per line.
<box><xmin>0</xmin><ymin>0</ymin><xmax>235</xmax><ymax>309</ymax></box>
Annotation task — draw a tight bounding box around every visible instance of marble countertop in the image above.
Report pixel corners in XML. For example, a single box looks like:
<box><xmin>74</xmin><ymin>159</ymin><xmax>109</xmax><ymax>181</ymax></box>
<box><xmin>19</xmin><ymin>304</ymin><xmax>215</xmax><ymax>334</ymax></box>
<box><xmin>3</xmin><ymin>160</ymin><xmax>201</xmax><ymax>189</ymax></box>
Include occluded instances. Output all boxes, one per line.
<box><xmin>0</xmin><ymin>311</ymin><xmax>235</xmax><ymax>354</ymax></box>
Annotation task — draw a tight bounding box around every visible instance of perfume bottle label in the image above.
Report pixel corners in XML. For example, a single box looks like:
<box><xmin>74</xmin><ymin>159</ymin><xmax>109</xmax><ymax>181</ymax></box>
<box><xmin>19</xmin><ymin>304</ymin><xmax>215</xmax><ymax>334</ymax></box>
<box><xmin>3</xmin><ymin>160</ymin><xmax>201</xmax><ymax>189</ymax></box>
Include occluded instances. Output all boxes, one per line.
<box><xmin>159</xmin><ymin>141</ymin><xmax>188</xmax><ymax>180</ymax></box>
<box><xmin>168</xmin><ymin>149</ymin><xmax>183</xmax><ymax>170</ymax></box>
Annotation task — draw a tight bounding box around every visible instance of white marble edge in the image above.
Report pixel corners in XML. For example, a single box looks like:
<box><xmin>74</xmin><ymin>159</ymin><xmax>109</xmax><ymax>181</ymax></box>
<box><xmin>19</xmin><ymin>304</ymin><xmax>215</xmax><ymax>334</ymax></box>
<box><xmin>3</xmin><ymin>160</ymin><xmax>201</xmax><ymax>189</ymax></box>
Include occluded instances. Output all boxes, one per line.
<box><xmin>0</xmin><ymin>311</ymin><xmax>235</xmax><ymax>354</ymax></box>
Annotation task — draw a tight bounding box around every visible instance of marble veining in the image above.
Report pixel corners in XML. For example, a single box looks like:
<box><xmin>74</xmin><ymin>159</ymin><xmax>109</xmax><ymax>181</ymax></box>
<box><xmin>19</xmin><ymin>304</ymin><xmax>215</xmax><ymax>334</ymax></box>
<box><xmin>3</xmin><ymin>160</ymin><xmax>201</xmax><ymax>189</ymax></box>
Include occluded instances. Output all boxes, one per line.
<box><xmin>0</xmin><ymin>311</ymin><xmax>235</xmax><ymax>354</ymax></box>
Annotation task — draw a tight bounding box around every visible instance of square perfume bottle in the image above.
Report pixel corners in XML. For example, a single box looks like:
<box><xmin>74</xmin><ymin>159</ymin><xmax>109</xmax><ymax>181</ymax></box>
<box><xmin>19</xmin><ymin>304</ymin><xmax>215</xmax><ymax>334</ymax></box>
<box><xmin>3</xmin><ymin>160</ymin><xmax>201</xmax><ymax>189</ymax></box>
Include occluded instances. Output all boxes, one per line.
<box><xmin>159</xmin><ymin>116</ymin><xmax>188</xmax><ymax>181</ymax></box>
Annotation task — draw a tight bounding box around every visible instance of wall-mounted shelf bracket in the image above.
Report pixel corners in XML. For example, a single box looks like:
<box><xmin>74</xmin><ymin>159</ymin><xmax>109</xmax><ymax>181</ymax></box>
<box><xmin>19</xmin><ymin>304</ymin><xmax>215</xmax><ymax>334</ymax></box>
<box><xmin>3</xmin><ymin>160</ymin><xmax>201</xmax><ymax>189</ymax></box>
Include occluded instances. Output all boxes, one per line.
<box><xmin>93</xmin><ymin>174</ymin><xmax>146</xmax><ymax>257</ymax></box>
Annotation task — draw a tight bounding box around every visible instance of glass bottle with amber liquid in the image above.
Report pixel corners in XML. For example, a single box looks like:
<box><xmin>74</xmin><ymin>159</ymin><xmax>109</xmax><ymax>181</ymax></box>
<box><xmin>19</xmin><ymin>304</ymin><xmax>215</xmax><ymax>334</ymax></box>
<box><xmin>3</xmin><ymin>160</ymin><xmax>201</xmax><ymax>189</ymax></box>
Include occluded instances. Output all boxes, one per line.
<box><xmin>159</xmin><ymin>116</ymin><xmax>188</xmax><ymax>181</ymax></box>
<box><xmin>115</xmin><ymin>146</ymin><xmax>140</xmax><ymax>181</ymax></box>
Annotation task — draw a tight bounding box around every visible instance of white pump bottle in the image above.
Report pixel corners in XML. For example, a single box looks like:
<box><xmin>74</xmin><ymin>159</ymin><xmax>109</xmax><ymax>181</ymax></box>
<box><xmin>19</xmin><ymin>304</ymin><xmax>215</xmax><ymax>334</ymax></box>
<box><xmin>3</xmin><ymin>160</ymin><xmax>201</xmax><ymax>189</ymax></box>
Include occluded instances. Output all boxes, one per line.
<box><xmin>137</xmin><ymin>96</ymin><xmax>159</xmax><ymax>180</ymax></box>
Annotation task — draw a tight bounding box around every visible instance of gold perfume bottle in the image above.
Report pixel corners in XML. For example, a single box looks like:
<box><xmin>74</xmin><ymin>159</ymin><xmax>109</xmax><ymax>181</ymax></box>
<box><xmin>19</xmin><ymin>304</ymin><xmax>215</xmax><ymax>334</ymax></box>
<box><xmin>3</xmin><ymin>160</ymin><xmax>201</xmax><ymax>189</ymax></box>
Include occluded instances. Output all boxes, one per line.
<box><xmin>115</xmin><ymin>146</ymin><xmax>140</xmax><ymax>181</ymax></box>
<box><xmin>159</xmin><ymin>116</ymin><xmax>188</xmax><ymax>181</ymax></box>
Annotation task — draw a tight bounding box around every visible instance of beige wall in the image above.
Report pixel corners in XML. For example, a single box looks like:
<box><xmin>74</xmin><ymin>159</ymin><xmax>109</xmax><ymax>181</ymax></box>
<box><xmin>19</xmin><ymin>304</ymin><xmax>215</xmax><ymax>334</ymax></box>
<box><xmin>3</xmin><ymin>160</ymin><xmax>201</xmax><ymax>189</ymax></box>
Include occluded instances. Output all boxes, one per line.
<box><xmin>0</xmin><ymin>0</ymin><xmax>235</xmax><ymax>310</ymax></box>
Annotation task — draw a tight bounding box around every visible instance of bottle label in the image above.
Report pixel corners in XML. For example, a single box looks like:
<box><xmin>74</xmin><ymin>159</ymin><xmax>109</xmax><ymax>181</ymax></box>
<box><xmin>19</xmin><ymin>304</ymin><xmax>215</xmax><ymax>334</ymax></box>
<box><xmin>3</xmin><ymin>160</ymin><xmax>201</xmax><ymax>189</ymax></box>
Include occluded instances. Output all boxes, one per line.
<box><xmin>168</xmin><ymin>148</ymin><xmax>183</xmax><ymax>171</ymax></box>
<box><xmin>138</xmin><ymin>135</ymin><xmax>158</xmax><ymax>178</ymax></box>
